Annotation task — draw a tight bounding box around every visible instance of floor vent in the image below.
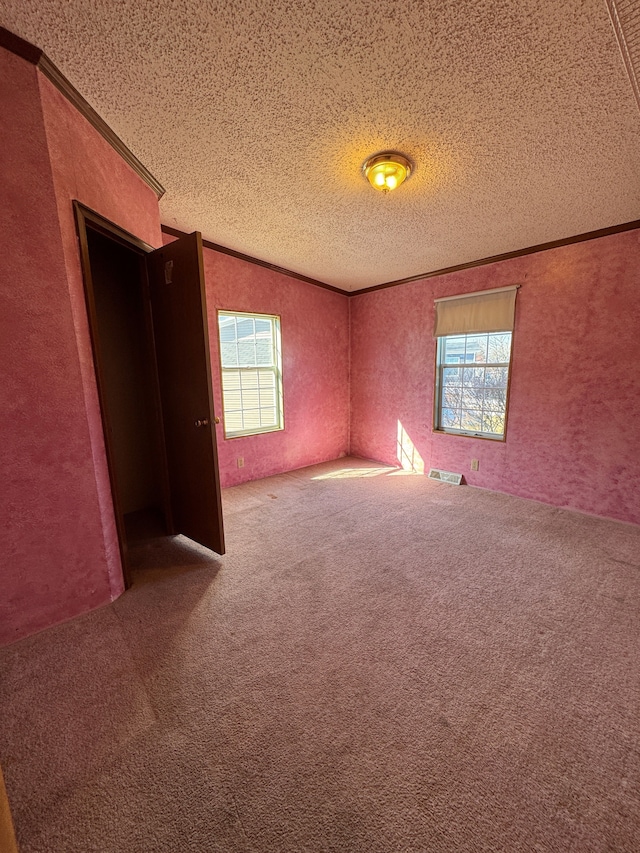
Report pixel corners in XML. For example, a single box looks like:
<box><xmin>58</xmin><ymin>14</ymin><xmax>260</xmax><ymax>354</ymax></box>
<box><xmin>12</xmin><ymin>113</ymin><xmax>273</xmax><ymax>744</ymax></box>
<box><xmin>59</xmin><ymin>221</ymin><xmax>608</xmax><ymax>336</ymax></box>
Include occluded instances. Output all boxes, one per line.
<box><xmin>428</xmin><ymin>468</ymin><xmax>462</xmax><ymax>485</ymax></box>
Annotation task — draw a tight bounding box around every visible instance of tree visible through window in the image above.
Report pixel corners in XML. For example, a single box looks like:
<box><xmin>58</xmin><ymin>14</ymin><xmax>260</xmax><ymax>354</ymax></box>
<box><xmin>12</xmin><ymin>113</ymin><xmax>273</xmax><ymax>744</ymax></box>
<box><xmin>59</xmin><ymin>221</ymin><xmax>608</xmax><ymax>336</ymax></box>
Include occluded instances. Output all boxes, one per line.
<box><xmin>218</xmin><ymin>311</ymin><xmax>283</xmax><ymax>438</ymax></box>
<box><xmin>435</xmin><ymin>331</ymin><xmax>512</xmax><ymax>438</ymax></box>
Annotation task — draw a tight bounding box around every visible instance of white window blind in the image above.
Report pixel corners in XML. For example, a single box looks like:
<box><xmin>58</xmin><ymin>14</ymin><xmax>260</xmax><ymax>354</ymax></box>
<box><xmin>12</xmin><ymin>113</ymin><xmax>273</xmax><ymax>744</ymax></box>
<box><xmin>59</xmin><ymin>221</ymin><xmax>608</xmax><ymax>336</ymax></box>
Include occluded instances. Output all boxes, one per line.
<box><xmin>218</xmin><ymin>312</ymin><xmax>283</xmax><ymax>438</ymax></box>
<box><xmin>433</xmin><ymin>285</ymin><xmax>519</xmax><ymax>338</ymax></box>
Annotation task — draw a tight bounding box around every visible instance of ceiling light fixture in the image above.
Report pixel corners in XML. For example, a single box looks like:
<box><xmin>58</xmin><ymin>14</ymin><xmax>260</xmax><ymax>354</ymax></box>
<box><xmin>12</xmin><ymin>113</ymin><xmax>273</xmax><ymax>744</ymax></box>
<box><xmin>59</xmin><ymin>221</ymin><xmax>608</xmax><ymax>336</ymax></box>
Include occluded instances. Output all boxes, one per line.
<box><xmin>362</xmin><ymin>151</ymin><xmax>412</xmax><ymax>193</ymax></box>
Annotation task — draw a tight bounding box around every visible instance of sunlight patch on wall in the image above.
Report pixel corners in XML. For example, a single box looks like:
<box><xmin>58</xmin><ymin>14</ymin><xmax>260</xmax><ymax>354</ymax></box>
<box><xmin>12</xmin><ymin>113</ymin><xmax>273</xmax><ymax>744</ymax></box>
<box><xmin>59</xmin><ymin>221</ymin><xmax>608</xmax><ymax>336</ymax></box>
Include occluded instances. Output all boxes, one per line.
<box><xmin>397</xmin><ymin>421</ymin><xmax>425</xmax><ymax>474</ymax></box>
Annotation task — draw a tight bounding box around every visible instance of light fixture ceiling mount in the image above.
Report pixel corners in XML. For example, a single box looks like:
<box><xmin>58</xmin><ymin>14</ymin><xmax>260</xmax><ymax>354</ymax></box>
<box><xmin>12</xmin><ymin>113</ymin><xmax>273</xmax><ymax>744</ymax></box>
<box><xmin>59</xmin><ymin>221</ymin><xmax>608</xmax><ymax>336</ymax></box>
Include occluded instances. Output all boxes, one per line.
<box><xmin>362</xmin><ymin>151</ymin><xmax>413</xmax><ymax>193</ymax></box>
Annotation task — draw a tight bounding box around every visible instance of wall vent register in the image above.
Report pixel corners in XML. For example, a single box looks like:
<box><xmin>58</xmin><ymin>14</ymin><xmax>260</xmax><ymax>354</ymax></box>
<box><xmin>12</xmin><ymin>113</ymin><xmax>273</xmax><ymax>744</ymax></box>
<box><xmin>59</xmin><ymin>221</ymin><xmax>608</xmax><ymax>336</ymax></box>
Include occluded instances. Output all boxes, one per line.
<box><xmin>428</xmin><ymin>469</ymin><xmax>463</xmax><ymax>485</ymax></box>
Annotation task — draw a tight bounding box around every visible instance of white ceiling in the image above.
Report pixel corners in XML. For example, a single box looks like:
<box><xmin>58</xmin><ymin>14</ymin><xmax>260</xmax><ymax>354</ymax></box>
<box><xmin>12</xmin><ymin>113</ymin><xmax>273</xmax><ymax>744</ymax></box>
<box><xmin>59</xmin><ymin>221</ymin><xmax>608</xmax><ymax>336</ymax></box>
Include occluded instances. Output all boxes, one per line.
<box><xmin>3</xmin><ymin>0</ymin><xmax>640</xmax><ymax>291</ymax></box>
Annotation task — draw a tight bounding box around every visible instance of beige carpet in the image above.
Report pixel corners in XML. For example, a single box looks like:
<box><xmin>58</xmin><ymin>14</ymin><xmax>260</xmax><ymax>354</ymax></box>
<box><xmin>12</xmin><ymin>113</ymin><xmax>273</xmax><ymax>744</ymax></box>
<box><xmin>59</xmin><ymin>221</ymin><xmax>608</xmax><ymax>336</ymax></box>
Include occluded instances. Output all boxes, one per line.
<box><xmin>1</xmin><ymin>457</ymin><xmax>639</xmax><ymax>852</ymax></box>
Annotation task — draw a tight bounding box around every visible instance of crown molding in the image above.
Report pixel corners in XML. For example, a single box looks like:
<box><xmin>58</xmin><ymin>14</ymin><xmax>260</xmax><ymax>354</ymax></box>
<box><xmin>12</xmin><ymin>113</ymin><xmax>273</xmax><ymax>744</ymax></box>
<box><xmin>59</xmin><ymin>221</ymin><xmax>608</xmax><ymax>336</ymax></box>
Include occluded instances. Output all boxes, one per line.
<box><xmin>166</xmin><ymin>217</ymin><xmax>640</xmax><ymax>297</ymax></box>
<box><xmin>0</xmin><ymin>26</ymin><xmax>165</xmax><ymax>199</ymax></box>
<box><xmin>352</xmin><ymin>218</ymin><xmax>640</xmax><ymax>296</ymax></box>
<box><xmin>161</xmin><ymin>225</ymin><xmax>347</xmax><ymax>295</ymax></box>
<box><xmin>0</xmin><ymin>26</ymin><xmax>42</xmax><ymax>64</ymax></box>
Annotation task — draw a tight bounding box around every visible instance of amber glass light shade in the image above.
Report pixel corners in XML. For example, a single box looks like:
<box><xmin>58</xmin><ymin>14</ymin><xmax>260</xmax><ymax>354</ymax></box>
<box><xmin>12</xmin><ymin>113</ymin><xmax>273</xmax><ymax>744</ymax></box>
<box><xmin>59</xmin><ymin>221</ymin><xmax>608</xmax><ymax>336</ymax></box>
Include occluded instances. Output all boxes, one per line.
<box><xmin>362</xmin><ymin>152</ymin><xmax>412</xmax><ymax>193</ymax></box>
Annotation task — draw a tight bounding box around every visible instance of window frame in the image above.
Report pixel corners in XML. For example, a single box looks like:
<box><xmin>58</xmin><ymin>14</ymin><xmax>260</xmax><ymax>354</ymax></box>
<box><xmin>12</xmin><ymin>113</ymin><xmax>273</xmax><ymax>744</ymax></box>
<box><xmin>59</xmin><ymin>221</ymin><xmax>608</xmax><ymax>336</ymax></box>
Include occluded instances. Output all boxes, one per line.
<box><xmin>217</xmin><ymin>310</ymin><xmax>284</xmax><ymax>439</ymax></box>
<box><xmin>433</xmin><ymin>330</ymin><xmax>514</xmax><ymax>441</ymax></box>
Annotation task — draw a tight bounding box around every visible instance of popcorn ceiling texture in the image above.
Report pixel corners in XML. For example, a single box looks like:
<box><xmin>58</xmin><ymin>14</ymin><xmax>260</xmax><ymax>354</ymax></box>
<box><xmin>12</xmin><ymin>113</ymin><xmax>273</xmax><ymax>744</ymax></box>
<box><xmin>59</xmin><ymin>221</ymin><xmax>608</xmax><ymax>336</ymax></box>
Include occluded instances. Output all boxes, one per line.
<box><xmin>2</xmin><ymin>0</ymin><xmax>640</xmax><ymax>290</ymax></box>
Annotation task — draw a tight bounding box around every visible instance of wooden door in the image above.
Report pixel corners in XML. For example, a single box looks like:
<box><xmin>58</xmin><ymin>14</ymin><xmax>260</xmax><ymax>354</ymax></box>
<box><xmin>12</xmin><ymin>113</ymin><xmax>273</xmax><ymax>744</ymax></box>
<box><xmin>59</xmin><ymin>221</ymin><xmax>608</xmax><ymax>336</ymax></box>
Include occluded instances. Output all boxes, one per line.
<box><xmin>146</xmin><ymin>233</ymin><xmax>225</xmax><ymax>555</ymax></box>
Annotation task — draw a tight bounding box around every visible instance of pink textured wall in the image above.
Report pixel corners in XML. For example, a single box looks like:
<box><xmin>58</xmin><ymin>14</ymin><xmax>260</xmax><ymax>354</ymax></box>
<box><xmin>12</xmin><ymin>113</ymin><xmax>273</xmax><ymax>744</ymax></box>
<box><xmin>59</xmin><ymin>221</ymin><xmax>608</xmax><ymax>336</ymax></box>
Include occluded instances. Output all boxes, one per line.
<box><xmin>351</xmin><ymin>229</ymin><xmax>640</xmax><ymax>526</ymax></box>
<box><xmin>167</xmin><ymin>238</ymin><xmax>350</xmax><ymax>487</ymax></box>
<box><xmin>0</xmin><ymin>44</ymin><xmax>163</xmax><ymax>646</ymax></box>
<box><xmin>38</xmin><ymin>73</ymin><xmax>163</xmax><ymax>595</ymax></box>
<box><xmin>0</xmin><ymin>51</ymin><xmax>111</xmax><ymax>645</ymax></box>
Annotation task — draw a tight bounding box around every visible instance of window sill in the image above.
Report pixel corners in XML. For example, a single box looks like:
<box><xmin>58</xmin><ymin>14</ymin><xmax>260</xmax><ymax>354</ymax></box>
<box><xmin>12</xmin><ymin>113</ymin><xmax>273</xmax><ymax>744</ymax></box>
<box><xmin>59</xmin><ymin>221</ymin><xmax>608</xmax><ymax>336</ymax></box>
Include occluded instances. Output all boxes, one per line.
<box><xmin>432</xmin><ymin>428</ymin><xmax>506</xmax><ymax>442</ymax></box>
<box><xmin>224</xmin><ymin>425</ymin><xmax>284</xmax><ymax>440</ymax></box>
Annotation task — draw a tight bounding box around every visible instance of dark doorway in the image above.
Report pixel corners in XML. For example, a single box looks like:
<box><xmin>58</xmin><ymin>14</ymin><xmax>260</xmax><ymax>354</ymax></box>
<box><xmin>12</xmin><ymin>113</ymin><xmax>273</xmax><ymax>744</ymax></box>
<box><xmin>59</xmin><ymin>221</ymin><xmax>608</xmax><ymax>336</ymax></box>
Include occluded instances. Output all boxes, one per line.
<box><xmin>75</xmin><ymin>203</ymin><xmax>225</xmax><ymax>587</ymax></box>
<box><xmin>87</xmin><ymin>229</ymin><xmax>169</xmax><ymax>536</ymax></box>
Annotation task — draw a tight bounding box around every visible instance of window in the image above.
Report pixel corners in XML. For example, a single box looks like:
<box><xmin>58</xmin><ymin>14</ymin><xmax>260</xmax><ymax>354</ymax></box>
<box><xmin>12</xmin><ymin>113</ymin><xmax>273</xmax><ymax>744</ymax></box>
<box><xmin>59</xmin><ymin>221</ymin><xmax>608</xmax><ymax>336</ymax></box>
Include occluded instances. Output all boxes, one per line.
<box><xmin>218</xmin><ymin>311</ymin><xmax>283</xmax><ymax>438</ymax></box>
<box><xmin>433</xmin><ymin>285</ymin><xmax>518</xmax><ymax>440</ymax></box>
<box><xmin>435</xmin><ymin>331</ymin><xmax>512</xmax><ymax>438</ymax></box>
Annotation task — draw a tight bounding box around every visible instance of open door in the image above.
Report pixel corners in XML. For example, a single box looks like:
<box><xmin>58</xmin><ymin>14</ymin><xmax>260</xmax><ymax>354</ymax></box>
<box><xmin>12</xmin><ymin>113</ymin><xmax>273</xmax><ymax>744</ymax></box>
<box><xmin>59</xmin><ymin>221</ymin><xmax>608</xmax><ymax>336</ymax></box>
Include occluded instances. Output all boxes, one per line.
<box><xmin>146</xmin><ymin>232</ymin><xmax>225</xmax><ymax>555</ymax></box>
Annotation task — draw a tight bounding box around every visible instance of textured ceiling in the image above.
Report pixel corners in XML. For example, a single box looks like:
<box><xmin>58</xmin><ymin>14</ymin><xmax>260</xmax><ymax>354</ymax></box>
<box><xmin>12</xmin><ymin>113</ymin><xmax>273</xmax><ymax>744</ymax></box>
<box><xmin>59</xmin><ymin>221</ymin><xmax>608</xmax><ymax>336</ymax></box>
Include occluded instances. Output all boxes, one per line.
<box><xmin>3</xmin><ymin>0</ymin><xmax>640</xmax><ymax>290</ymax></box>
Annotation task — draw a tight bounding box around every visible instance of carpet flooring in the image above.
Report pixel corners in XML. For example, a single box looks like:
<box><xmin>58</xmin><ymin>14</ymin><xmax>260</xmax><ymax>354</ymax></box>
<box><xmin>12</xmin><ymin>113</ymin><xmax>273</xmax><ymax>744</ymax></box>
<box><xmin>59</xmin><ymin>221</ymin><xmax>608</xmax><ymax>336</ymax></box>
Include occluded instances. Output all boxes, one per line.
<box><xmin>1</xmin><ymin>456</ymin><xmax>640</xmax><ymax>852</ymax></box>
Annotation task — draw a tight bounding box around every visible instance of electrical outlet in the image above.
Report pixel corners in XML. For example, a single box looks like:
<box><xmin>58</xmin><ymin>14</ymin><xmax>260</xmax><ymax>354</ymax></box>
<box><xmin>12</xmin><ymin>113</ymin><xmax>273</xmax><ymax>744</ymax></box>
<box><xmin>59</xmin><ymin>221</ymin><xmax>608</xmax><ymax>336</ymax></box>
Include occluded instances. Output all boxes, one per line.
<box><xmin>471</xmin><ymin>458</ymin><xmax>479</xmax><ymax>471</ymax></box>
<box><xmin>237</xmin><ymin>457</ymin><xmax>244</xmax><ymax>468</ymax></box>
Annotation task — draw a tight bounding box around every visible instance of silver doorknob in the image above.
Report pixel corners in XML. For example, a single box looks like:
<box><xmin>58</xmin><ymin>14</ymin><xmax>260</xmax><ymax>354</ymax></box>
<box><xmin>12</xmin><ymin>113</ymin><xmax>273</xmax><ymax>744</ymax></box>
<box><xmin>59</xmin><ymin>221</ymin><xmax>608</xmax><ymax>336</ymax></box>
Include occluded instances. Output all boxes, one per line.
<box><xmin>194</xmin><ymin>418</ymin><xmax>210</xmax><ymax>427</ymax></box>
